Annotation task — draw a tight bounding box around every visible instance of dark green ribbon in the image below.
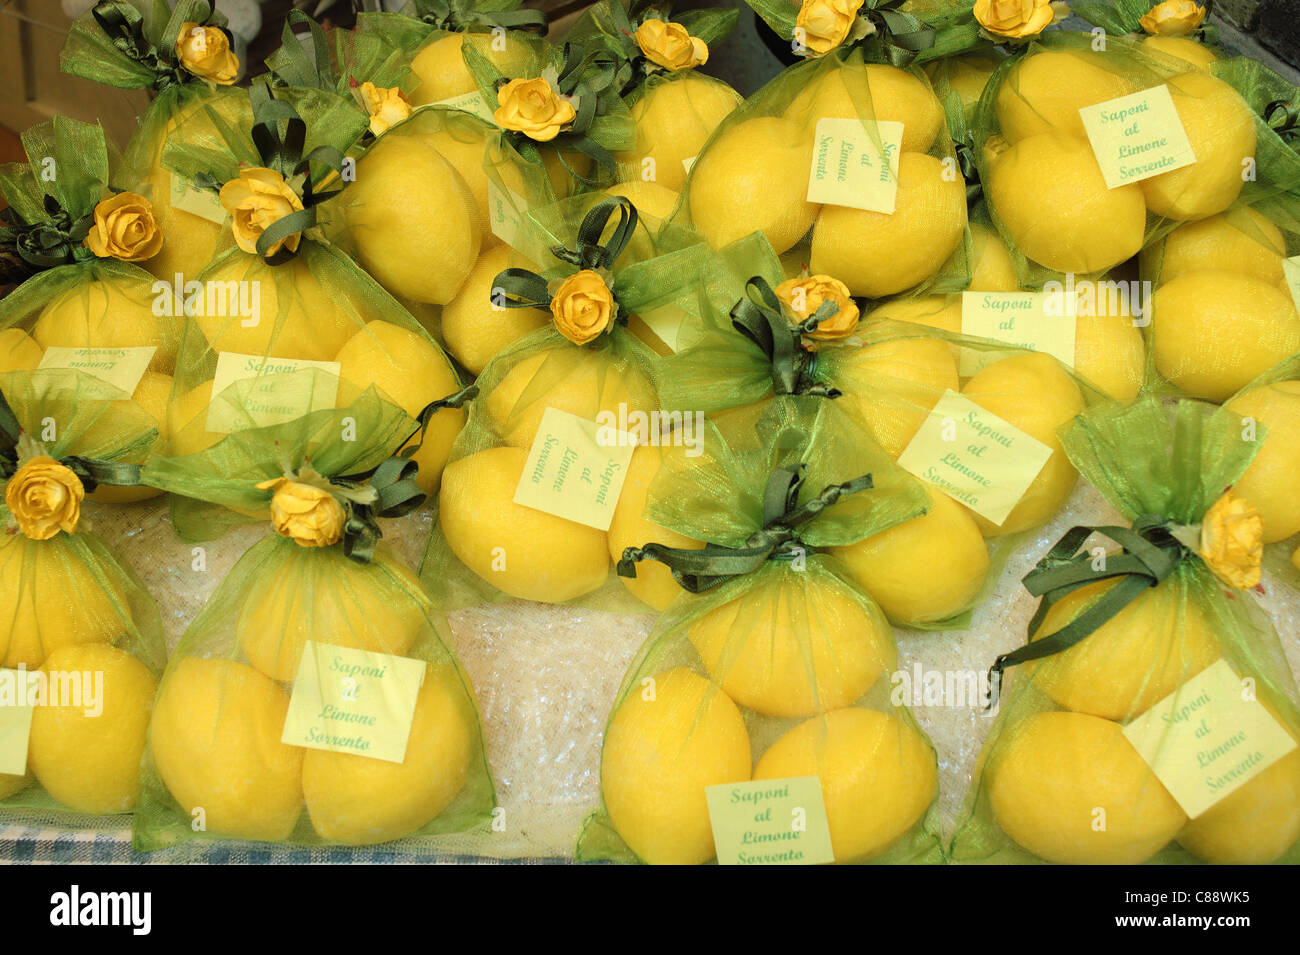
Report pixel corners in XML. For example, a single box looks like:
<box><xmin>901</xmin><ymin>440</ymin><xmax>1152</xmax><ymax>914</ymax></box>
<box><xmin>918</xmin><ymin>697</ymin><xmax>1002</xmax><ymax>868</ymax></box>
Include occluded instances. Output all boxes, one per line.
<box><xmin>492</xmin><ymin>196</ymin><xmax>636</xmax><ymax>322</ymax></box>
<box><xmin>326</xmin><ymin>382</ymin><xmax>478</xmax><ymax>563</ymax></box>
<box><xmin>0</xmin><ymin>195</ymin><xmax>95</xmax><ymax>279</ymax></box>
<box><xmin>413</xmin><ymin>0</ymin><xmax>548</xmax><ymax>35</ymax></box>
<box><xmin>0</xmin><ymin>388</ymin><xmax>152</xmax><ymax>493</ymax></box>
<box><xmin>849</xmin><ymin>0</ymin><xmax>936</xmax><ymax>68</ymax></box>
<box><xmin>617</xmin><ymin>464</ymin><xmax>873</xmax><ymax>593</ymax></box>
<box><xmin>729</xmin><ymin>276</ymin><xmax>843</xmax><ymax>399</ymax></box>
<box><xmin>954</xmin><ymin>140</ymin><xmax>982</xmax><ymax>207</ymax></box>
<box><xmin>90</xmin><ymin>0</ymin><xmax>227</xmax><ymax>91</ymax></box>
<box><xmin>986</xmin><ymin>516</ymin><xmax>1187</xmax><ymax>708</ymax></box>
<box><xmin>1265</xmin><ymin>99</ymin><xmax>1300</xmax><ymax>144</ymax></box>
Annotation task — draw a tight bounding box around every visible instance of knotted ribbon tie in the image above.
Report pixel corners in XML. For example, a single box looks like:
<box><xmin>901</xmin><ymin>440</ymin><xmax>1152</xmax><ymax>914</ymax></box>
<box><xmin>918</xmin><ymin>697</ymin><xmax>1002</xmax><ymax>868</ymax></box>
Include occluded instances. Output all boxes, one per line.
<box><xmin>617</xmin><ymin>464</ymin><xmax>873</xmax><ymax>593</ymax></box>
<box><xmin>729</xmin><ymin>276</ymin><xmax>843</xmax><ymax>399</ymax></box>
<box><xmin>492</xmin><ymin>196</ymin><xmax>636</xmax><ymax>315</ymax></box>
<box><xmin>0</xmin><ymin>195</ymin><xmax>95</xmax><ymax>280</ymax></box>
<box><xmin>0</xmin><ymin>388</ymin><xmax>153</xmax><ymax>491</ymax></box>
<box><xmin>327</xmin><ymin>382</ymin><xmax>478</xmax><ymax>563</ymax></box>
<box><xmin>986</xmin><ymin>516</ymin><xmax>1187</xmax><ymax>707</ymax></box>
<box><xmin>90</xmin><ymin>0</ymin><xmax>224</xmax><ymax>91</ymax></box>
<box><xmin>1265</xmin><ymin>99</ymin><xmax>1300</xmax><ymax>145</ymax></box>
<box><xmin>852</xmin><ymin>0</ymin><xmax>936</xmax><ymax>68</ymax></box>
<box><xmin>413</xmin><ymin>0</ymin><xmax>548</xmax><ymax>35</ymax></box>
<box><xmin>953</xmin><ymin>140</ymin><xmax>982</xmax><ymax>207</ymax></box>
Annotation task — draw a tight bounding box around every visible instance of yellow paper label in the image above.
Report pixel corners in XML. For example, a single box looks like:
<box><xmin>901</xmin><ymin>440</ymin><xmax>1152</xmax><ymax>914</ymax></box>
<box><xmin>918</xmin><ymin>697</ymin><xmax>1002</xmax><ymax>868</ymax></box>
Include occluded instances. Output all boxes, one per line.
<box><xmin>0</xmin><ymin>669</ymin><xmax>34</xmax><ymax>777</ymax></box>
<box><xmin>281</xmin><ymin>642</ymin><xmax>427</xmax><ymax>765</ymax></box>
<box><xmin>896</xmin><ymin>390</ymin><xmax>1053</xmax><ymax>526</ymax></box>
<box><xmin>1122</xmin><ymin>659</ymin><xmax>1298</xmax><ymax>819</ymax></box>
<box><xmin>38</xmin><ymin>345</ymin><xmax>156</xmax><ymax>395</ymax></box>
<box><xmin>805</xmin><ymin>118</ymin><xmax>903</xmax><ymax>213</ymax></box>
<box><xmin>169</xmin><ymin>172</ymin><xmax>227</xmax><ymax>224</ymax></box>
<box><xmin>705</xmin><ymin>776</ymin><xmax>835</xmax><ymax>866</ymax></box>
<box><xmin>1078</xmin><ymin>85</ymin><xmax>1197</xmax><ymax>189</ymax></box>
<box><xmin>206</xmin><ymin>351</ymin><xmax>340</xmax><ymax>434</ymax></box>
<box><xmin>959</xmin><ymin>291</ymin><xmax>1076</xmax><ymax>376</ymax></box>
<box><xmin>512</xmin><ymin>406</ymin><xmax>634</xmax><ymax>531</ymax></box>
<box><xmin>1283</xmin><ymin>256</ymin><xmax>1300</xmax><ymax>314</ymax></box>
<box><xmin>428</xmin><ymin>91</ymin><xmax>497</xmax><ymax>125</ymax></box>
<box><xmin>487</xmin><ymin>180</ymin><xmax>530</xmax><ymax>249</ymax></box>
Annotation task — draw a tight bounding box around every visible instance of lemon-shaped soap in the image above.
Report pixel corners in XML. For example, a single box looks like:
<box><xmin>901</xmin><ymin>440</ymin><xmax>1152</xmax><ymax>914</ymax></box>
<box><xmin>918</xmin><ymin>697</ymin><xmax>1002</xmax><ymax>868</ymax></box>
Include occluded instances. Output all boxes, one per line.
<box><xmin>141</xmin><ymin>166</ymin><xmax>223</xmax><ymax>288</ymax></box>
<box><xmin>439</xmin><ymin>445</ymin><xmax>610</xmax><ymax>602</ymax></box>
<box><xmin>33</xmin><ymin>279</ymin><xmax>178</xmax><ymax>374</ymax></box>
<box><xmin>784</xmin><ymin>63</ymin><xmax>945</xmax><ymax>154</ymax></box>
<box><xmin>335</xmin><ymin>321</ymin><xmax>464</xmax><ymax>495</ymax></box>
<box><xmin>1151</xmin><ymin>270</ymin><xmax>1300</xmax><ymax>401</ymax></box>
<box><xmin>0</xmin><ymin>534</ymin><xmax>126</xmax><ymax>668</ymax></box>
<box><xmin>811</xmin><ymin>152</ymin><xmax>967</xmax><ymax>298</ymax></box>
<box><xmin>1140</xmin><ymin>206</ymin><xmax>1286</xmax><ymax>287</ymax></box>
<box><xmin>167</xmin><ymin>381</ymin><xmax>222</xmax><ymax>457</ymax></box>
<box><xmin>754</xmin><ymin>707</ymin><xmax>936</xmax><ymax>862</ymax></box>
<box><xmin>687</xmin><ymin>117</ymin><xmax>819</xmax><ymax>254</ymax></box>
<box><xmin>607</xmin><ymin>444</ymin><xmax>703</xmax><ymax>611</ymax></box>
<box><xmin>867</xmin><ymin>296</ymin><xmax>962</xmax><ymax>363</ymax></box>
<box><xmin>151</xmin><ymin>658</ymin><xmax>303</xmax><ymax>842</ymax></box>
<box><xmin>1225</xmin><ymin>379</ymin><xmax>1300</xmax><ymax>542</ymax></box>
<box><xmin>602</xmin><ymin>667</ymin><xmax>751</xmax><ymax>865</ymax></box>
<box><xmin>1029</xmin><ymin>577</ymin><xmax>1221</xmax><ymax>720</ymax></box>
<box><xmin>926</xmin><ymin>55</ymin><xmax>1001</xmax><ymax>119</ymax></box>
<box><xmin>483</xmin><ymin>348</ymin><xmax>653</xmax><ymax>449</ymax></box>
<box><xmin>616</xmin><ymin>72</ymin><xmax>743</xmax><ymax>192</ymax></box>
<box><xmin>237</xmin><ymin>547</ymin><xmax>426</xmax><ymax>683</ymax></box>
<box><xmin>688</xmin><ymin>575</ymin><xmax>894</xmax><ymax>718</ymax></box>
<box><xmin>604</xmin><ymin>179</ymin><xmax>681</xmax><ymax>268</ymax></box>
<box><xmin>968</xmin><ymin>223</ymin><xmax>1020</xmax><ymax>292</ymax></box>
<box><xmin>193</xmin><ymin>255</ymin><xmax>355</xmax><ymax>361</ymax></box>
<box><xmin>962</xmin><ymin>352</ymin><xmax>1085</xmax><ymax>536</ymax></box>
<box><xmin>994</xmin><ymin>50</ymin><xmax>1133</xmax><ymax>143</ymax></box>
<box><xmin>83</xmin><ymin>370</ymin><xmax>171</xmax><ymax>504</ymax></box>
<box><xmin>988</xmin><ymin>710</ymin><xmax>1186</xmax><ymax>864</ymax></box>
<box><xmin>1142</xmin><ymin>35</ymin><xmax>1219</xmax><ymax>70</ymax></box>
<box><xmin>341</xmin><ymin>134</ymin><xmax>480</xmax><ymax>305</ymax></box>
<box><xmin>1179</xmin><ymin>747</ymin><xmax>1300</xmax><ymax>864</ymax></box>
<box><xmin>27</xmin><ymin>644</ymin><xmax>156</xmax><ymax>814</ymax></box>
<box><xmin>831</xmin><ymin>483</ymin><xmax>989</xmax><ymax>624</ymax></box>
<box><xmin>1140</xmin><ymin>72</ymin><xmax>1254</xmax><ymax>221</ymax></box>
<box><xmin>833</xmin><ymin>335</ymin><xmax>959</xmax><ymax>458</ymax></box>
<box><xmin>988</xmin><ymin>133</ymin><xmax>1146</xmax><ymax>274</ymax></box>
<box><xmin>408</xmin><ymin>33</ymin><xmax>535</xmax><ymax>106</ymax></box>
<box><xmin>412</xmin><ymin>124</ymin><xmax>495</xmax><ymax>246</ymax></box>
<box><xmin>1074</xmin><ymin>290</ymin><xmax>1145</xmax><ymax>402</ymax></box>
<box><xmin>441</xmin><ymin>245</ymin><xmax>550</xmax><ymax>375</ymax></box>
<box><xmin>0</xmin><ymin>328</ymin><xmax>43</xmax><ymax>372</ymax></box>
<box><xmin>303</xmin><ymin>662</ymin><xmax>475</xmax><ymax>844</ymax></box>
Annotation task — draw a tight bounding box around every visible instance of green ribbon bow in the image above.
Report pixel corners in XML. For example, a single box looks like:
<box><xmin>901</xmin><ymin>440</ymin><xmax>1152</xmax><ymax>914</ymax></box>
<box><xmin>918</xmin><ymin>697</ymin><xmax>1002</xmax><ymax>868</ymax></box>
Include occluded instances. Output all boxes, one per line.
<box><xmin>617</xmin><ymin>464</ymin><xmax>873</xmax><ymax>592</ymax></box>
<box><xmin>953</xmin><ymin>140</ymin><xmax>982</xmax><ymax>207</ymax></box>
<box><xmin>729</xmin><ymin>276</ymin><xmax>844</xmax><ymax>399</ymax></box>
<box><xmin>1265</xmin><ymin>99</ymin><xmax>1300</xmax><ymax>145</ymax></box>
<box><xmin>0</xmin><ymin>388</ymin><xmax>153</xmax><ymax>492</ymax></box>
<box><xmin>0</xmin><ymin>194</ymin><xmax>96</xmax><ymax>281</ymax></box>
<box><xmin>986</xmin><ymin>516</ymin><xmax>1187</xmax><ymax>707</ymax></box>
<box><xmin>327</xmin><ymin>382</ymin><xmax>478</xmax><ymax>563</ymax></box>
<box><xmin>411</xmin><ymin>0</ymin><xmax>548</xmax><ymax>35</ymax></box>
<box><xmin>848</xmin><ymin>0</ymin><xmax>936</xmax><ymax>68</ymax></box>
<box><xmin>90</xmin><ymin>0</ymin><xmax>227</xmax><ymax>91</ymax></box>
<box><xmin>492</xmin><ymin>195</ymin><xmax>637</xmax><ymax>320</ymax></box>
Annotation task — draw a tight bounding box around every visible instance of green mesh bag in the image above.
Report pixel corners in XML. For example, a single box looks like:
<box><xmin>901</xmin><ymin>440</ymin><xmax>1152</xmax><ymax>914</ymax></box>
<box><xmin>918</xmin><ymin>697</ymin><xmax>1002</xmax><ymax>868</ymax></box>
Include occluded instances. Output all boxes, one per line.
<box><xmin>575</xmin><ymin>403</ymin><xmax>943</xmax><ymax>864</ymax></box>
<box><xmin>0</xmin><ymin>373</ymin><xmax>166</xmax><ymax>824</ymax></box>
<box><xmin>418</xmin><ymin>194</ymin><xmax>717</xmax><ymax>610</ymax></box>
<box><xmin>950</xmin><ymin>396</ymin><xmax>1300</xmax><ymax>865</ymax></box>
<box><xmin>131</xmin><ymin>410</ymin><xmax>493</xmax><ymax>850</ymax></box>
<box><xmin>674</xmin><ymin>42</ymin><xmax>974</xmax><ymax>307</ymax></box>
<box><xmin>146</xmin><ymin>85</ymin><xmax>472</xmax><ymax>538</ymax></box>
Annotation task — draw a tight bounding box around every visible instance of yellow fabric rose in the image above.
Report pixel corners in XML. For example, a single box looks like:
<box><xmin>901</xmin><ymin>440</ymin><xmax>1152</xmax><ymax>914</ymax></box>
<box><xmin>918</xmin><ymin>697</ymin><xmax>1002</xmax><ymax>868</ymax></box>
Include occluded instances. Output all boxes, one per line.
<box><xmin>796</xmin><ymin>0</ymin><xmax>864</xmax><ymax>56</ymax></box>
<box><xmin>635</xmin><ymin>19</ymin><xmax>709</xmax><ymax>71</ymax></box>
<box><xmin>494</xmin><ymin>78</ymin><xmax>577</xmax><ymax>142</ymax></box>
<box><xmin>974</xmin><ymin>0</ymin><xmax>1055</xmax><ymax>39</ymax></box>
<box><xmin>175</xmin><ymin>22</ymin><xmax>239</xmax><ymax>85</ymax></box>
<box><xmin>1139</xmin><ymin>0</ymin><xmax>1206</xmax><ymax>36</ymax></box>
<box><xmin>256</xmin><ymin>478</ymin><xmax>346</xmax><ymax>548</ymax></box>
<box><xmin>83</xmin><ymin>191</ymin><xmax>163</xmax><ymax>262</ymax></box>
<box><xmin>358</xmin><ymin>82</ymin><xmax>413</xmax><ymax>137</ymax></box>
<box><xmin>775</xmin><ymin>274</ymin><xmax>860</xmax><ymax>340</ymax></box>
<box><xmin>219</xmin><ymin>167</ymin><xmax>305</xmax><ymax>257</ymax></box>
<box><xmin>551</xmin><ymin>270</ymin><xmax>616</xmax><ymax>345</ymax></box>
<box><xmin>1199</xmin><ymin>488</ymin><xmax>1263</xmax><ymax>590</ymax></box>
<box><xmin>6</xmin><ymin>456</ymin><xmax>84</xmax><ymax>540</ymax></box>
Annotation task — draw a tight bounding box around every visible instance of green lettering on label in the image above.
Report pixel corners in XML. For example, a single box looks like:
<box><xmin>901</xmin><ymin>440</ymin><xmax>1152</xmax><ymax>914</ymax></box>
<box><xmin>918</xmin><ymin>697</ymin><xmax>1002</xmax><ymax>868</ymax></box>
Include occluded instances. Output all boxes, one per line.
<box><xmin>806</xmin><ymin>118</ymin><xmax>903</xmax><ymax>213</ymax></box>
<box><xmin>1079</xmin><ymin>84</ymin><xmax>1197</xmax><ymax>190</ymax></box>
<box><xmin>706</xmin><ymin>776</ymin><xmax>834</xmax><ymax>866</ymax></box>
<box><xmin>512</xmin><ymin>407</ymin><xmax>634</xmax><ymax>531</ymax></box>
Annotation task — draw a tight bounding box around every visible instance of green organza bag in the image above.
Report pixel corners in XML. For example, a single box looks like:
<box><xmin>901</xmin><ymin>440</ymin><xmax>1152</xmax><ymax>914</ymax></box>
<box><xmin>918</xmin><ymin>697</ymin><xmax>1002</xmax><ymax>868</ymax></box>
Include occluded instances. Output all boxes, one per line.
<box><xmin>950</xmin><ymin>396</ymin><xmax>1300</xmax><ymax>865</ymax></box>
<box><xmin>132</xmin><ymin>406</ymin><xmax>493</xmax><ymax>851</ymax></box>
<box><xmin>0</xmin><ymin>375</ymin><xmax>165</xmax><ymax>823</ymax></box>
<box><xmin>675</xmin><ymin>42</ymin><xmax>973</xmax><ymax>307</ymax></box>
<box><xmin>0</xmin><ymin>117</ymin><xmax>176</xmax><ymax>503</ymax></box>
<box><xmin>575</xmin><ymin>403</ymin><xmax>942</xmax><ymax>864</ymax></box>
<box><xmin>151</xmin><ymin>85</ymin><xmax>472</xmax><ymax>536</ymax></box>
